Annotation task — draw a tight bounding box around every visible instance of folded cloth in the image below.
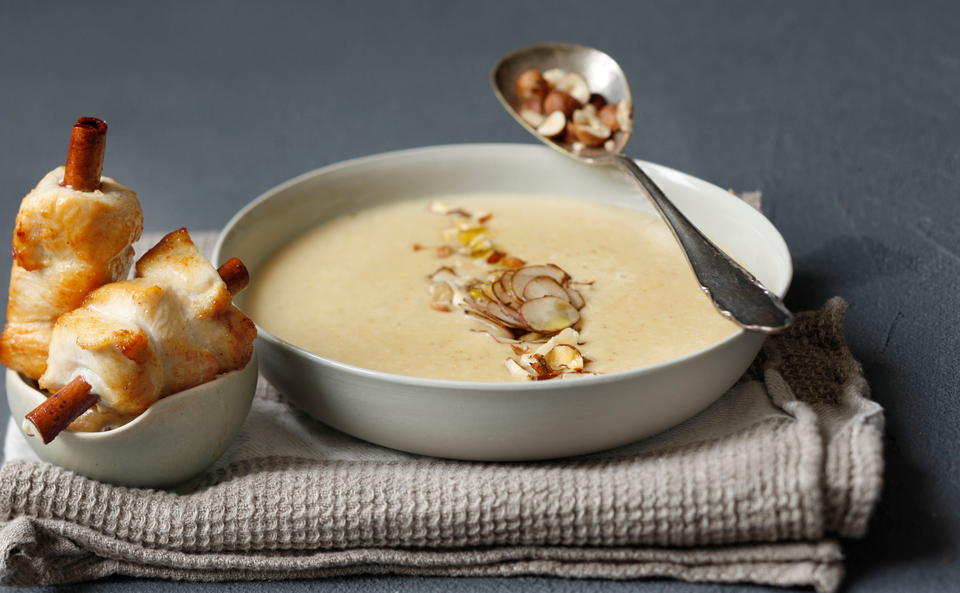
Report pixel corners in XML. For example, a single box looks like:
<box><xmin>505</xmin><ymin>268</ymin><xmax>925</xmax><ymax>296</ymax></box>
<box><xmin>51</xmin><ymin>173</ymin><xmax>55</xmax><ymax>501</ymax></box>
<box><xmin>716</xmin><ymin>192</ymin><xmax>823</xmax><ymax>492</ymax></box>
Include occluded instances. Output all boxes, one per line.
<box><xmin>0</xmin><ymin>228</ymin><xmax>883</xmax><ymax>592</ymax></box>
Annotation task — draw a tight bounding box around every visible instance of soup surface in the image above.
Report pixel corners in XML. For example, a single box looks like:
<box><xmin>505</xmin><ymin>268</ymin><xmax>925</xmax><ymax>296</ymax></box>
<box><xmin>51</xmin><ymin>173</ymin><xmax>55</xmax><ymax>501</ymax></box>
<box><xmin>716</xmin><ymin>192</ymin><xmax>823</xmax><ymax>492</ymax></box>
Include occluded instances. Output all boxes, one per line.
<box><xmin>246</xmin><ymin>195</ymin><xmax>738</xmax><ymax>381</ymax></box>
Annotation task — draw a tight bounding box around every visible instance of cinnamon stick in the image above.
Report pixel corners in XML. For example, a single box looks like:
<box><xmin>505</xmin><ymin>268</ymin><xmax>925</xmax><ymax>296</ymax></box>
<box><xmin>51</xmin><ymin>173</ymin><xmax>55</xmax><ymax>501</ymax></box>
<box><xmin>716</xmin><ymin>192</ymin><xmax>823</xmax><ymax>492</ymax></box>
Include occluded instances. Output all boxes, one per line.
<box><xmin>24</xmin><ymin>258</ymin><xmax>251</xmax><ymax>444</ymax></box>
<box><xmin>62</xmin><ymin>117</ymin><xmax>108</xmax><ymax>191</ymax></box>
<box><xmin>217</xmin><ymin>257</ymin><xmax>249</xmax><ymax>295</ymax></box>
<box><xmin>25</xmin><ymin>376</ymin><xmax>96</xmax><ymax>444</ymax></box>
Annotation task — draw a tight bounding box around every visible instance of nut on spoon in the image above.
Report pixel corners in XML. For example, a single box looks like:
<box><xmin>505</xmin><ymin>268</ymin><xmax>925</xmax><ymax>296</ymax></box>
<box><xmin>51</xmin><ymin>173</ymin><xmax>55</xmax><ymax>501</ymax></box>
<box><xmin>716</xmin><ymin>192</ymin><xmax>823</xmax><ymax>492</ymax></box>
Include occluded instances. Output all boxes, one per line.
<box><xmin>492</xmin><ymin>42</ymin><xmax>794</xmax><ymax>334</ymax></box>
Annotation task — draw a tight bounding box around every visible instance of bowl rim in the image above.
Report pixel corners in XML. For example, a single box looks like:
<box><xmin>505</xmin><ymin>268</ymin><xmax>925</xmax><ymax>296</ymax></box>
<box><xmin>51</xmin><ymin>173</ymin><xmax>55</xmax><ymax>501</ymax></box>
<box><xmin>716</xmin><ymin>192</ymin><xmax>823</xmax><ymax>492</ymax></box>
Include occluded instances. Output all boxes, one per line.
<box><xmin>9</xmin><ymin>354</ymin><xmax>257</xmax><ymax>441</ymax></box>
<box><xmin>214</xmin><ymin>142</ymin><xmax>792</xmax><ymax>392</ymax></box>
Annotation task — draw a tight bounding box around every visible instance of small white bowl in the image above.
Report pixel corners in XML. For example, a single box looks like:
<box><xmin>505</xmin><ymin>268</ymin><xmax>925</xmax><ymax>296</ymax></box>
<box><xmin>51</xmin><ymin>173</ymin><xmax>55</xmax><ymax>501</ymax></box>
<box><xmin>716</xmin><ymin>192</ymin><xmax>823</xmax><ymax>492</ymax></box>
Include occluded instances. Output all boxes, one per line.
<box><xmin>6</xmin><ymin>353</ymin><xmax>258</xmax><ymax>488</ymax></box>
<box><xmin>215</xmin><ymin>144</ymin><xmax>792</xmax><ymax>461</ymax></box>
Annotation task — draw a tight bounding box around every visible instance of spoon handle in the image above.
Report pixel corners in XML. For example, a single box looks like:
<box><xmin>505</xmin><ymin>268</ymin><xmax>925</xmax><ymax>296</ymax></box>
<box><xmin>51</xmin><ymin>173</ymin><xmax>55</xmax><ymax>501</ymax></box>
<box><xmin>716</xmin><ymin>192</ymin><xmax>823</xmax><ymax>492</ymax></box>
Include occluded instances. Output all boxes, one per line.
<box><xmin>613</xmin><ymin>154</ymin><xmax>794</xmax><ymax>334</ymax></box>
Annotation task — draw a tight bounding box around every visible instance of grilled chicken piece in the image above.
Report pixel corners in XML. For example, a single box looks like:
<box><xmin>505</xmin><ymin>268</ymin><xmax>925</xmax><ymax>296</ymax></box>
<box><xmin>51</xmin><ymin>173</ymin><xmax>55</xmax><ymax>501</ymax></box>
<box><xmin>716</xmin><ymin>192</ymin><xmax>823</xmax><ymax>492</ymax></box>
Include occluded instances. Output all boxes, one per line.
<box><xmin>1</xmin><ymin>166</ymin><xmax>143</xmax><ymax>379</ymax></box>
<box><xmin>38</xmin><ymin>229</ymin><xmax>256</xmax><ymax>430</ymax></box>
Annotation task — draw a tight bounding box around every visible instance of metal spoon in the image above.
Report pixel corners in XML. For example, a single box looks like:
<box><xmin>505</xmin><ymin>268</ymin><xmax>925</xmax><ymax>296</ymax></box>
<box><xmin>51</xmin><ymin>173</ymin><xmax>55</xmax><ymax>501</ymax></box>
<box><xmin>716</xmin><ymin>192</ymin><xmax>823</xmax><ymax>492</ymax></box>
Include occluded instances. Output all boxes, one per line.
<box><xmin>492</xmin><ymin>42</ymin><xmax>793</xmax><ymax>334</ymax></box>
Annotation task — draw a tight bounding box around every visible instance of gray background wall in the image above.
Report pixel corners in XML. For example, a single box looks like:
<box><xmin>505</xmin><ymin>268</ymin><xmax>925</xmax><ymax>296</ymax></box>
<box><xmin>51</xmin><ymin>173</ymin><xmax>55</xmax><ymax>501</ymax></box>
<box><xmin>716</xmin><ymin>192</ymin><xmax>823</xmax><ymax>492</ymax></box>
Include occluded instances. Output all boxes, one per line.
<box><xmin>1</xmin><ymin>1</ymin><xmax>958</xmax><ymax>591</ymax></box>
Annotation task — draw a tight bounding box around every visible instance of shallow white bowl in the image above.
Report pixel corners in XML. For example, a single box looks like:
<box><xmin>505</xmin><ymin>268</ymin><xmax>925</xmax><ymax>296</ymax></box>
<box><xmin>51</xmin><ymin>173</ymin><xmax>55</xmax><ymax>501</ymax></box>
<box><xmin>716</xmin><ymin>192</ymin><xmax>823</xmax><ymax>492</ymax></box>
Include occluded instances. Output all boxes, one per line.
<box><xmin>215</xmin><ymin>144</ymin><xmax>791</xmax><ymax>461</ymax></box>
<box><xmin>6</xmin><ymin>354</ymin><xmax>258</xmax><ymax>488</ymax></box>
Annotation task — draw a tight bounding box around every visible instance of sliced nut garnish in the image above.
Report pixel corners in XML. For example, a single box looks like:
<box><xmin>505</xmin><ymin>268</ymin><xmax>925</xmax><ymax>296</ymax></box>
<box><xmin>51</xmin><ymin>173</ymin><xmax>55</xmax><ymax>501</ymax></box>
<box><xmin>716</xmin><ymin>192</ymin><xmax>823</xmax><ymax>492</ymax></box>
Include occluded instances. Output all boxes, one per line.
<box><xmin>555</xmin><ymin>72</ymin><xmax>590</xmax><ymax>104</ymax></box>
<box><xmin>572</xmin><ymin>108</ymin><xmax>611</xmax><ymax>146</ymax></box>
<box><xmin>516</xmin><ymin>69</ymin><xmax>549</xmax><ymax>100</ymax></box>
<box><xmin>565</xmin><ymin>286</ymin><xmax>586</xmax><ymax>310</ymax></box>
<box><xmin>533</xmin><ymin>328</ymin><xmax>581</xmax><ymax>355</ymax></box>
<box><xmin>425</xmin><ymin>216</ymin><xmax>596</xmax><ymax>380</ymax></box>
<box><xmin>536</xmin><ymin>111</ymin><xmax>566</xmax><ymax>138</ymax></box>
<box><xmin>543</xmin><ymin>90</ymin><xmax>580</xmax><ymax>118</ymax></box>
<box><xmin>523</xmin><ymin>276</ymin><xmax>568</xmax><ymax>301</ymax></box>
<box><xmin>505</xmin><ymin>358</ymin><xmax>532</xmax><ymax>380</ymax></box>
<box><xmin>545</xmin><ymin>344</ymin><xmax>584</xmax><ymax>371</ymax></box>
<box><xmin>510</xmin><ymin>264</ymin><xmax>567</xmax><ymax>299</ymax></box>
<box><xmin>519</xmin><ymin>296</ymin><xmax>580</xmax><ymax>333</ymax></box>
<box><xmin>430</xmin><ymin>282</ymin><xmax>454</xmax><ymax>312</ymax></box>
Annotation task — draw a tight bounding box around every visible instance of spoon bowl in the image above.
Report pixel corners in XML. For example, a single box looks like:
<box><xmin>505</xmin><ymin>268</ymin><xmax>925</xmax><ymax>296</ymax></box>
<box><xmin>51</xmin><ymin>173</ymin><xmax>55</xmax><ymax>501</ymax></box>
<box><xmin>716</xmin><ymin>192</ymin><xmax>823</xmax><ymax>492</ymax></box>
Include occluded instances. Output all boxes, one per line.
<box><xmin>493</xmin><ymin>42</ymin><xmax>633</xmax><ymax>160</ymax></box>
<box><xmin>492</xmin><ymin>42</ymin><xmax>794</xmax><ymax>333</ymax></box>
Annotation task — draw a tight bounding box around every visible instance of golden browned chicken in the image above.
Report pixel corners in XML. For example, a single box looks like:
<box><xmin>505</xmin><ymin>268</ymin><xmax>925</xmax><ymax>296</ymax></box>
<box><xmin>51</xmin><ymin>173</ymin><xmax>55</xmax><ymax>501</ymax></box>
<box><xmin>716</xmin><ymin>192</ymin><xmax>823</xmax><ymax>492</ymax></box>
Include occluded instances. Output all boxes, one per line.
<box><xmin>1</xmin><ymin>119</ymin><xmax>143</xmax><ymax>379</ymax></box>
<box><xmin>35</xmin><ymin>229</ymin><xmax>256</xmax><ymax>433</ymax></box>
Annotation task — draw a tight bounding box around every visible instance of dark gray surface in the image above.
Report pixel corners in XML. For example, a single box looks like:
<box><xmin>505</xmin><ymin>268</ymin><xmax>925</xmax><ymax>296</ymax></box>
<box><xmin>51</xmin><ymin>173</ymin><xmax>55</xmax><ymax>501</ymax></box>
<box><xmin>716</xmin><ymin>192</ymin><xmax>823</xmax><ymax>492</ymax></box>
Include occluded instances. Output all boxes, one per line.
<box><xmin>1</xmin><ymin>0</ymin><xmax>957</xmax><ymax>591</ymax></box>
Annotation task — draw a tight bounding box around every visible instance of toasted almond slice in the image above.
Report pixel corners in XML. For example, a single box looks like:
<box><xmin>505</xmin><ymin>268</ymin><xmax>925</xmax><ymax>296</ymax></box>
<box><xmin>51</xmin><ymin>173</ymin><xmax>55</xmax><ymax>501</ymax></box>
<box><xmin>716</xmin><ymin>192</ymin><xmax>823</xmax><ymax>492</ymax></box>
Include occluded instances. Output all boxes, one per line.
<box><xmin>555</xmin><ymin>72</ymin><xmax>590</xmax><ymax>104</ymax></box>
<box><xmin>430</xmin><ymin>282</ymin><xmax>453</xmax><ymax>305</ymax></box>
<box><xmin>429</xmin><ymin>266</ymin><xmax>461</xmax><ymax>284</ymax></box>
<box><xmin>545</xmin><ymin>344</ymin><xmax>584</xmax><ymax>371</ymax></box>
<box><xmin>497</xmin><ymin>270</ymin><xmax>521</xmax><ymax>303</ymax></box>
<box><xmin>565</xmin><ymin>286</ymin><xmax>585</xmax><ymax>309</ymax></box>
<box><xmin>486</xmin><ymin>300</ymin><xmax>526</xmax><ymax>328</ymax></box>
<box><xmin>492</xmin><ymin>276</ymin><xmax>516</xmax><ymax>307</ymax></box>
<box><xmin>519</xmin><ymin>296</ymin><xmax>580</xmax><ymax>333</ymax></box>
<box><xmin>510</xmin><ymin>266</ymin><xmax>546</xmax><ymax>301</ymax></box>
<box><xmin>468</xmin><ymin>316</ymin><xmax>517</xmax><ymax>341</ymax></box>
<box><xmin>505</xmin><ymin>358</ymin><xmax>534</xmax><ymax>380</ymax></box>
<box><xmin>513</xmin><ymin>265</ymin><xmax>570</xmax><ymax>294</ymax></box>
<box><xmin>523</xmin><ymin>276</ymin><xmax>569</xmax><ymax>301</ymax></box>
<box><xmin>480</xmin><ymin>281</ymin><xmax>497</xmax><ymax>302</ymax></box>
<box><xmin>533</xmin><ymin>327</ymin><xmax>581</xmax><ymax>356</ymax></box>
<box><xmin>536</xmin><ymin>110</ymin><xmax>566</xmax><ymax>138</ymax></box>
<box><xmin>463</xmin><ymin>305</ymin><xmax>508</xmax><ymax>328</ymax></box>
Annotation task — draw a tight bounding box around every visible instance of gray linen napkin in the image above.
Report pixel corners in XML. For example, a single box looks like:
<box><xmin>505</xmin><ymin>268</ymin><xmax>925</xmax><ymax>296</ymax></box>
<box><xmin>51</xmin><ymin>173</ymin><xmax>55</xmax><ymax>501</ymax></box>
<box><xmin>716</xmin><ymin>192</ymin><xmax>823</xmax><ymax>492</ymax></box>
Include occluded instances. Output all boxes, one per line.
<box><xmin>0</xmin><ymin>225</ymin><xmax>883</xmax><ymax>592</ymax></box>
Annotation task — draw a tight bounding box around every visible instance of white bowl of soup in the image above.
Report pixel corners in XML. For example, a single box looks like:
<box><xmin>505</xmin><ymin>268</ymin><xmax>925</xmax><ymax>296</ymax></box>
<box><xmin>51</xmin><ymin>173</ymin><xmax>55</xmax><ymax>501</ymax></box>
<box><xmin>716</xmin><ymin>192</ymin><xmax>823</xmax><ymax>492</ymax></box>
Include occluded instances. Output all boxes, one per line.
<box><xmin>214</xmin><ymin>144</ymin><xmax>791</xmax><ymax>460</ymax></box>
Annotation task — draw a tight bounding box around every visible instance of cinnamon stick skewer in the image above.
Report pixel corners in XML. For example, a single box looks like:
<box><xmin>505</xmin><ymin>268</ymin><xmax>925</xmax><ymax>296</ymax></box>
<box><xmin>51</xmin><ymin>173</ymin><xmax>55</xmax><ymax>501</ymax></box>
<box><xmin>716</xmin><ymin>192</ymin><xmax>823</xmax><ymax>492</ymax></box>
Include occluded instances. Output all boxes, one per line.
<box><xmin>217</xmin><ymin>258</ymin><xmax>249</xmax><ymax>294</ymax></box>
<box><xmin>24</xmin><ymin>259</ymin><xmax>250</xmax><ymax>444</ymax></box>
<box><xmin>62</xmin><ymin>117</ymin><xmax>108</xmax><ymax>191</ymax></box>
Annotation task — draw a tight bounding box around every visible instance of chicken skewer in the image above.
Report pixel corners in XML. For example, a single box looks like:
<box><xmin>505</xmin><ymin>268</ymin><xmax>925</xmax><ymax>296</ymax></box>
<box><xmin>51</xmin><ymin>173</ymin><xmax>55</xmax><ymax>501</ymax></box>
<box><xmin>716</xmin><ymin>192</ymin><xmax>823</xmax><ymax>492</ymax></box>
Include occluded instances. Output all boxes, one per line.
<box><xmin>24</xmin><ymin>230</ymin><xmax>256</xmax><ymax>444</ymax></box>
<box><xmin>1</xmin><ymin>117</ymin><xmax>143</xmax><ymax>379</ymax></box>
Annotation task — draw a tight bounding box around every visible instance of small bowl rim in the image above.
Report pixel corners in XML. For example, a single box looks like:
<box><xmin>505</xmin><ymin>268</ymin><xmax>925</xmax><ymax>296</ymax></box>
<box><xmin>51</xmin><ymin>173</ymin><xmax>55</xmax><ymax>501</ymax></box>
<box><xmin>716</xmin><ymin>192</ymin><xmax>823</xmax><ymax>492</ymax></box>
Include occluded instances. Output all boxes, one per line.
<box><xmin>214</xmin><ymin>143</ymin><xmax>792</xmax><ymax>392</ymax></box>
<box><xmin>9</xmin><ymin>354</ymin><xmax>257</xmax><ymax>441</ymax></box>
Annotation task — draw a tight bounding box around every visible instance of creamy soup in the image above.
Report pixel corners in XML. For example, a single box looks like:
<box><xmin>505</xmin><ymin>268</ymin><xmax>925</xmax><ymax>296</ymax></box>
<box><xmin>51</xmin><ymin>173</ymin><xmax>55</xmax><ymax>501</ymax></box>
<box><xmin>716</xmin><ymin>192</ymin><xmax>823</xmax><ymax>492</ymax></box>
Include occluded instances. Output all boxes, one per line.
<box><xmin>246</xmin><ymin>195</ymin><xmax>738</xmax><ymax>382</ymax></box>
